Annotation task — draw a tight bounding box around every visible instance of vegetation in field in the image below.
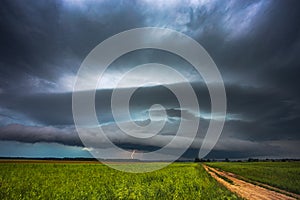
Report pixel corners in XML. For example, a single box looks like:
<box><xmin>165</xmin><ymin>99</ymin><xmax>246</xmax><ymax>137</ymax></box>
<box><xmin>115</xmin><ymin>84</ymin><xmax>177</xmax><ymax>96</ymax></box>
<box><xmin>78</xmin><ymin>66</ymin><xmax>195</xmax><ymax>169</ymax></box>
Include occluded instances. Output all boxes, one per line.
<box><xmin>206</xmin><ymin>161</ymin><xmax>300</xmax><ymax>194</ymax></box>
<box><xmin>213</xmin><ymin>171</ymin><xmax>234</xmax><ymax>185</ymax></box>
<box><xmin>0</xmin><ymin>162</ymin><xmax>241</xmax><ymax>200</ymax></box>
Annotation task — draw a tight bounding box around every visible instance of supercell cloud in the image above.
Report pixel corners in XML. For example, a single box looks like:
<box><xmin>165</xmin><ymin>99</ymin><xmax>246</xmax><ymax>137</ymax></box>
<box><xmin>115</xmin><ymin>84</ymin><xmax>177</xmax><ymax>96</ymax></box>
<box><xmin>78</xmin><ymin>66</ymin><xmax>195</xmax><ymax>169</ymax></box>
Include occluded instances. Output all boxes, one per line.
<box><xmin>0</xmin><ymin>0</ymin><xmax>299</xmax><ymax>159</ymax></box>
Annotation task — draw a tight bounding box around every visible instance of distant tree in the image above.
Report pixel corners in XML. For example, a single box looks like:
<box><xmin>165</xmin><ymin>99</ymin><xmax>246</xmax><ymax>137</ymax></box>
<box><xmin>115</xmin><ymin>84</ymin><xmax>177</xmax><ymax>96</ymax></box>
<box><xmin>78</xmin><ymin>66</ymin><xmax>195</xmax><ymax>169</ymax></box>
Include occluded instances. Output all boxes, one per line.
<box><xmin>248</xmin><ymin>158</ymin><xmax>259</xmax><ymax>162</ymax></box>
<box><xmin>194</xmin><ymin>158</ymin><xmax>209</xmax><ymax>162</ymax></box>
<box><xmin>224</xmin><ymin>158</ymin><xmax>230</xmax><ymax>162</ymax></box>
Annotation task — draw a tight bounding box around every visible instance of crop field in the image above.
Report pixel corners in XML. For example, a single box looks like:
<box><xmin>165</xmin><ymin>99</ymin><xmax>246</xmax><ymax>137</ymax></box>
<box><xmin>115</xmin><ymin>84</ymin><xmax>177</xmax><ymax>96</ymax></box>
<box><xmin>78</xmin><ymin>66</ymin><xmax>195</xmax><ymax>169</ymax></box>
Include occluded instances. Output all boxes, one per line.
<box><xmin>206</xmin><ymin>161</ymin><xmax>300</xmax><ymax>194</ymax></box>
<box><xmin>0</xmin><ymin>162</ymin><xmax>240</xmax><ymax>200</ymax></box>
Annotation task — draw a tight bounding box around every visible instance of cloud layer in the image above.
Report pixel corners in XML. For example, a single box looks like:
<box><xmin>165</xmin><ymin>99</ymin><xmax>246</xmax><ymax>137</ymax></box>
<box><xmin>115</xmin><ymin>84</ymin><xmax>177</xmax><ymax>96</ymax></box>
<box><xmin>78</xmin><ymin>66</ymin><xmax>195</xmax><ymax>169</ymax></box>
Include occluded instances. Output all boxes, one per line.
<box><xmin>0</xmin><ymin>0</ymin><xmax>300</xmax><ymax>158</ymax></box>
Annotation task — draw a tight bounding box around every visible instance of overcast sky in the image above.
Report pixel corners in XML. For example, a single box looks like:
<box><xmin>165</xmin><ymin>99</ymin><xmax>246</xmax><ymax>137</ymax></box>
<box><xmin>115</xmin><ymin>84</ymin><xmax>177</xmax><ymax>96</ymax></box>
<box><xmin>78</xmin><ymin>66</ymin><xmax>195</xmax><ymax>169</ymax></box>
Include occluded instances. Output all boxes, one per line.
<box><xmin>0</xmin><ymin>0</ymin><xmax>299</xmax><ymax>159</ymax></box>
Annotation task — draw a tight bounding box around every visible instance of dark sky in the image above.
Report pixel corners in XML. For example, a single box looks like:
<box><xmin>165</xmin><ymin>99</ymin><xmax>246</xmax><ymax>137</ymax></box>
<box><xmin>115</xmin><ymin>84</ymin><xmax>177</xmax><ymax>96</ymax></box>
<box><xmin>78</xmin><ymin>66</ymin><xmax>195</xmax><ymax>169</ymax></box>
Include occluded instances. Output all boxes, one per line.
<box><xmin>0</xmin><ymin>0</ymin><xmax>299</xmax><ymax>159</ymax></box>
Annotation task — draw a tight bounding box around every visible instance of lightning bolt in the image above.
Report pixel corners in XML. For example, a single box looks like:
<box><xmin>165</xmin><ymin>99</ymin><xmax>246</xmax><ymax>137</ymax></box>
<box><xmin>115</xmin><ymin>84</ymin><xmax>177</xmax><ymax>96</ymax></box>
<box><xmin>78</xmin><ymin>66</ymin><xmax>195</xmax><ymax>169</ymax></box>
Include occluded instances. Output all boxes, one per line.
<box><xmin>130</xmin><ymin>150</ymin><xmax>136</xmax><ymax>159</ymax></box>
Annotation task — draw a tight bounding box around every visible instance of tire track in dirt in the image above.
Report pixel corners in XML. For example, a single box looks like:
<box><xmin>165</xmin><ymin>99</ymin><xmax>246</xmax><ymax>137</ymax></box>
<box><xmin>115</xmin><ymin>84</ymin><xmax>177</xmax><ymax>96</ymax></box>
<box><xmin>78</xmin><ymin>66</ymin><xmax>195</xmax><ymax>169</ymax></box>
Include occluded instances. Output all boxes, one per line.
<box><xmin>203</xmin><ymin>165</ymin><xmax>298</xmax><ymax>200</ymax></box>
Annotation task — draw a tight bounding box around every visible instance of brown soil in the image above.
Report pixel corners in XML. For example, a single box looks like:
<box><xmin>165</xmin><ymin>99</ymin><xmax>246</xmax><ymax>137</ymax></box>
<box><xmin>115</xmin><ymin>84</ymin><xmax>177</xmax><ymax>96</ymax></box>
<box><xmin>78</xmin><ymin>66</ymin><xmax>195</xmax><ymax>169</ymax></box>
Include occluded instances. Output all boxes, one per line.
<box><xmin>204</xmin><ymin>165</ymin><xmax>299</xmax><ymax>200</ymax></box>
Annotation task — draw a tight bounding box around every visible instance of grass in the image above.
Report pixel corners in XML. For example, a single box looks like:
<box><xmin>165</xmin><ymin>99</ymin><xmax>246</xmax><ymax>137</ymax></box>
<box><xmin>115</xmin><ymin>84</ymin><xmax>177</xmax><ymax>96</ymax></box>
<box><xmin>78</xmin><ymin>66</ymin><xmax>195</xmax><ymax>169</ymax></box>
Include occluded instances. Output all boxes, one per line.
<box><xmin>206</xmin><ymin>161</ymin><xmax>300</xmax><ymax>194</ymax></box>
<box><xmin>0</xmin><ymin>162</ymin><xmax>241</xmax><ymax>200</ymax></box>
<box><xmin>213</xmin><ymin>172</ymin><xmax>234</xmax><ymax>185</ymax></box>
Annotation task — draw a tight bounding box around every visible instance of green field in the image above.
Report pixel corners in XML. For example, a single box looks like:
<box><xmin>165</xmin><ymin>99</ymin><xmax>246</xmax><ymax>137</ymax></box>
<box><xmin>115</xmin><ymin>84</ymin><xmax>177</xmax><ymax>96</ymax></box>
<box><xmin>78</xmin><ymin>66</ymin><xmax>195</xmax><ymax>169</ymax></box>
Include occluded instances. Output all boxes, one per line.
<box><xmin>0</xmin><ymin>162</ymin><xmax>240</xmax><ymax>200</ymax></box>
<box><xmin>206</xmin><ymin>161</ymin><xmax>300</xmax><ymax>194</ymax></box>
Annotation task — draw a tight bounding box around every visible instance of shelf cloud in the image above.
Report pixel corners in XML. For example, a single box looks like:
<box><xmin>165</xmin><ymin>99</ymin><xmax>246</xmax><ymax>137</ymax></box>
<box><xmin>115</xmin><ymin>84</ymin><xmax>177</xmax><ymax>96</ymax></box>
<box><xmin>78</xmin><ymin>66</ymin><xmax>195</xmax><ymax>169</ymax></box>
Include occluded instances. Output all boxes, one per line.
<box><xmin>0</xmin><ymin>0</ymin><xmax>299</xmax><ymax>158</ymax></box>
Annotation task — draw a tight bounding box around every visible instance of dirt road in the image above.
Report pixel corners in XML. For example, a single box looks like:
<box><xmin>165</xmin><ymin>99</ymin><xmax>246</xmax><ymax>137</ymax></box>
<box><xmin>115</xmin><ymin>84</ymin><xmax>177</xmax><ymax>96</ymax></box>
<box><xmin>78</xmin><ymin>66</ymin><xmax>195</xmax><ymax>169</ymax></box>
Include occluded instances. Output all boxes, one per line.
<box><xmin>204</xmin><ymin>165</ymin><xmax>299</xmax><ymax>200</ymax></box>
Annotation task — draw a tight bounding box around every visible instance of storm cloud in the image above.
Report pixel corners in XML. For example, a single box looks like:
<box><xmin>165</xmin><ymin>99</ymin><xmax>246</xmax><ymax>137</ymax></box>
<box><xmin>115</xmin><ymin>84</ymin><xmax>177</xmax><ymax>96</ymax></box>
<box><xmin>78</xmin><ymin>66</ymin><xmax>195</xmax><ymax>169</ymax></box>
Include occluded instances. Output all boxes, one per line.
<box><xmin>0</xmin><ymin>0</ymin><xmax>300</xmax><ymax>159</ymax></box>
